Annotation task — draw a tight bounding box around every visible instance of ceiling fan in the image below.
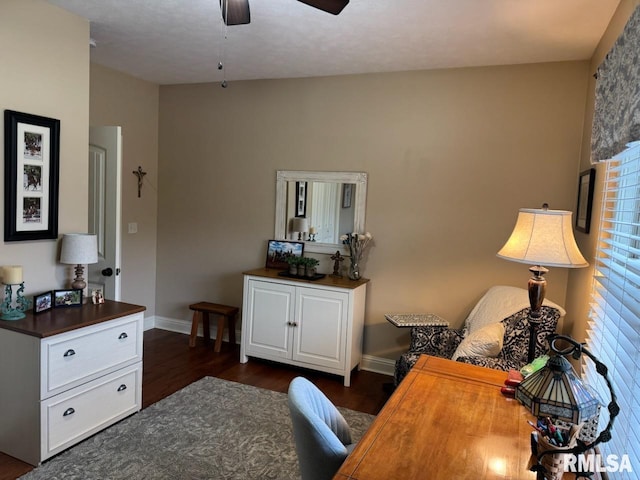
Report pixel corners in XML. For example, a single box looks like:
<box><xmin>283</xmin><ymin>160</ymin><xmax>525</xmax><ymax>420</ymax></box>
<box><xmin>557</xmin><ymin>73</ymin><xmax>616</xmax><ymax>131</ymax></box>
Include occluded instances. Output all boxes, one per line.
<box><xmin>220</xmin><ymin>0</ymin><xmax>349</xmax><ymax>26</ymax></box>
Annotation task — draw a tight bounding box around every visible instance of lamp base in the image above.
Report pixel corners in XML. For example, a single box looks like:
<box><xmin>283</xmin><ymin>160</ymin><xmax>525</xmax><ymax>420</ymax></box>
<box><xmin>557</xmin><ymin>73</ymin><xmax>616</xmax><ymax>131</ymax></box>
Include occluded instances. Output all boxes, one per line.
<box><xmin>527</xmin><ymin>265</ymin><xmax>549</xmax><ymax>363</ymax></box>
<box><xmin>71</xmin><ymin>264</ymin><xmax>87</xmax><ymax>291</ymax></box>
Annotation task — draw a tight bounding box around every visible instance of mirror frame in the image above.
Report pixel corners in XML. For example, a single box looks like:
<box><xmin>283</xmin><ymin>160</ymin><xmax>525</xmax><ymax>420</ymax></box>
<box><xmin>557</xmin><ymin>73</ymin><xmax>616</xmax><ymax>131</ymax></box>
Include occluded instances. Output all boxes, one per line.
<box><xmin>275</xmin><ymin>170</ymin><xmax>368</xmax><ymax>255</ymax></box>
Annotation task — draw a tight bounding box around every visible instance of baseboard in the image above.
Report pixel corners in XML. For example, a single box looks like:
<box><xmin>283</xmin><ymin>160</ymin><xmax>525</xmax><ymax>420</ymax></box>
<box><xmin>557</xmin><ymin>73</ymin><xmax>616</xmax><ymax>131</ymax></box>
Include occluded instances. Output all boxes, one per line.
<box><xmin>147</xmin><ymin>316</ymin><xmax>394</xmax><ymax>377</ymax></box>
<box><xmin>359</xmin><ymin>355</ymin><xmax>395</xmax><ymax>377</ymax></box>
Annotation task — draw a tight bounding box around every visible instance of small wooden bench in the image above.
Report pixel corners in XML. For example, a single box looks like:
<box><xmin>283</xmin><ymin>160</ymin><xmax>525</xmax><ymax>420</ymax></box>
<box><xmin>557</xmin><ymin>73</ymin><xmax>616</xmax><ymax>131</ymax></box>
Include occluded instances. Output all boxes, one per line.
<box><xmin>188</xmin><ymin>302</ymin><xmax>238</xmax><ymax>352</ymax></box>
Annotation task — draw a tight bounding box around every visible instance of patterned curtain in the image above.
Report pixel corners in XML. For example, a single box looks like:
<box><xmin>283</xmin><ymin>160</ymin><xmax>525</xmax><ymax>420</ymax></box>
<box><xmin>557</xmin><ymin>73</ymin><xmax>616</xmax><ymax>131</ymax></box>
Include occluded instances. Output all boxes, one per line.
<box><xmin>591</xmin><ymin>5</ymin><xmax>640</xmax><ymax>163</ymax></box>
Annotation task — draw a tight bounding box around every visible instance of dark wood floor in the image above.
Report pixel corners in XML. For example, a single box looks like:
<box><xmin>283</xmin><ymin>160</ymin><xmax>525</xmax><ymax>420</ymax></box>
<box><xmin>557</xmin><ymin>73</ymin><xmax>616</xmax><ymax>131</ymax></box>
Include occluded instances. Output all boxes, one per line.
<box><xmin>0</xmin><ymin>329</ymin><xmax>392</xmax><ymax>480</ymax></box>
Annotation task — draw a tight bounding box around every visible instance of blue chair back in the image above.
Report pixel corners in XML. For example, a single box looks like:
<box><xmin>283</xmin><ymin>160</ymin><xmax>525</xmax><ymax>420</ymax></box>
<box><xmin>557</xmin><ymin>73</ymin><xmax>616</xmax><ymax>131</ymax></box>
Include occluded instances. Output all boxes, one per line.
<box><xmin>288</xmin><ymin>377</ymin><xmax>353</xmax><ymax>480</ymax></box>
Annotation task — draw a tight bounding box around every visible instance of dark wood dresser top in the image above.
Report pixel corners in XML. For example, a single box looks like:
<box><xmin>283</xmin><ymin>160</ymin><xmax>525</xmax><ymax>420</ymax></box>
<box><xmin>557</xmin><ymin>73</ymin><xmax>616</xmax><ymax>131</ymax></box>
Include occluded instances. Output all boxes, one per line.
<box><xmin>0</xmin><ymin>300</ymin><xmax>146</xmax><ymax>338</ymax></box>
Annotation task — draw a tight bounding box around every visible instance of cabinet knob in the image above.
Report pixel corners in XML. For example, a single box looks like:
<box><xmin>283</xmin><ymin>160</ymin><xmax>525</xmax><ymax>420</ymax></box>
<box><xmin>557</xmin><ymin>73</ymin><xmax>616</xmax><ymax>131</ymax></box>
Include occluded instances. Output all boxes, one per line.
<box><xmin>118</xmin><ymin>332</ymin><xmax>128</xmax><ymax>340</ymax></box>
<box><xmin>63</xmin><ymin>349</ymin><xmax>76</xmax><ymax>357</ymax></box>
<box><xmin>117</xmin><ymin>384</ymin><xmax>127</xmax><ymax>392</ymax></box>
<box><xmin>287</xmin><ymin>321</ymin><xmax>298</xmax><ymax>327</ymax></box>
<box><xmin>63</xmin><ymin>407</ymin><xmax>75</xmax><ymax>417</ymax></box>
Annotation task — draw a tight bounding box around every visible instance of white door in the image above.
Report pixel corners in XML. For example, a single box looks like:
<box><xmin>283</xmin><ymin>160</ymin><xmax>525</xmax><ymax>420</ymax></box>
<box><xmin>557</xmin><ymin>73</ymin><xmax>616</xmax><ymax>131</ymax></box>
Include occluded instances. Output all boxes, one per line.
<box><xmin>88</xmin><ymin>126</ymin><xmax>122</xmax><ymax>301</ymax></box>
<box><xmin>244</xmin><ymin>280</ymin><xmax>294</xmax><ymax>359</ymax></box>
<box><xmin>293</xmin><ymin>287</ymin><xmax>347</xmax><ymax>369</ymax></box>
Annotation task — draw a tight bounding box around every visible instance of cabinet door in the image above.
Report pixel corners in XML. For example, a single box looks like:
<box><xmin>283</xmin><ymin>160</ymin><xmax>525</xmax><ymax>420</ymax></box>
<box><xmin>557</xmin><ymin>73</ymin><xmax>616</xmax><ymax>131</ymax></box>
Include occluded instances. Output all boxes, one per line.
<box><xmin>293</xmin><ymin>287</ymin><xmax>347</xmax><ymax>369</ymax></box>
<box><xmin>244</xmin><ymin>280</ymin><xmax>294</xmax><ymax>359</ymax></box>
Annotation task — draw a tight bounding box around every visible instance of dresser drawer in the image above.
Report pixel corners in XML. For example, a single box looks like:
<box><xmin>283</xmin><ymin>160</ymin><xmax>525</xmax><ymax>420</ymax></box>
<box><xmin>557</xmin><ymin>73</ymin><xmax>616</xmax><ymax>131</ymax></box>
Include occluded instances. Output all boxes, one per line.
<box><xmin>41</xmin><ymin>362</ymin><xmax>141</xmax><ymax>460</ymax></box>
<box><xmin>42</xmin><ymin>313</ymin><xmax>143</xmax><ymax>398</ymax></box>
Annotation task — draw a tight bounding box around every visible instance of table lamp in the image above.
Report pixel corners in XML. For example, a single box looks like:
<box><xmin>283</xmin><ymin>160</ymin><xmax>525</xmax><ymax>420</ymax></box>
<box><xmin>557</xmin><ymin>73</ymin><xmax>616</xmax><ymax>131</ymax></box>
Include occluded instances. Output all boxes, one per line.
<box><xmin>1</xmin><ymin>265</ymin><xmax>30</xmax><ymax>320</ymax></box>
<box><xmin>60</xmin><ymin>233</ymin><xmax>98</xmax><ymax>290</ymax></box>
<box><xmin>497</xmin><ymin>204</ymin><xmax>588</xmax><ymax>362</ymax></box>
<box><xmin>516</xmin><ymin>334</ymin><xmax>618</xmax><ymax>477</ymax></box>
<box><xmin>291</xmin><ymin>217</ymin><xmax>308</xmax><ymax>241</ymax></box>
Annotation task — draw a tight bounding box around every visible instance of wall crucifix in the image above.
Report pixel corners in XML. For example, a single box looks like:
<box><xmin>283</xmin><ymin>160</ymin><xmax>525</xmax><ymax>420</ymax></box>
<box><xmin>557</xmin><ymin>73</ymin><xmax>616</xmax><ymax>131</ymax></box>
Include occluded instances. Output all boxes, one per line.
<box><xmin>132</xmin><ymin>166</ymin><xmax>147</xmax><ymax>198</ymax></box>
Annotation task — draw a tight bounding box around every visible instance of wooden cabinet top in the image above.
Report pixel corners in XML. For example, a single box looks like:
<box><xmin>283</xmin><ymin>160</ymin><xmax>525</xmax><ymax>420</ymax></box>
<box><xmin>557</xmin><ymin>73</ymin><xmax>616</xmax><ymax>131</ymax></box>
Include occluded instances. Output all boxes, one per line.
<box><xmin>243</xmin><ymin>268</ymin><xmax>369</xmax><ymax>290</ymax></box>
<box><xmin>0</xmin><ymin>300</ymin><xmax>146</xmax><ymax>338</ymax></box>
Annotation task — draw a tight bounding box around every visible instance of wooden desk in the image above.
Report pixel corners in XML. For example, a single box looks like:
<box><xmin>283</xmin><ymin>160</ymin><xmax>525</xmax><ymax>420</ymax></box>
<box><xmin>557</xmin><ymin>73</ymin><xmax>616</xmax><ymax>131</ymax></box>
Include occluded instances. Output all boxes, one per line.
<box><xmin>335</xmin><ymin>355</ymin><xmax>537</xmax><ymax>479</ymax></box>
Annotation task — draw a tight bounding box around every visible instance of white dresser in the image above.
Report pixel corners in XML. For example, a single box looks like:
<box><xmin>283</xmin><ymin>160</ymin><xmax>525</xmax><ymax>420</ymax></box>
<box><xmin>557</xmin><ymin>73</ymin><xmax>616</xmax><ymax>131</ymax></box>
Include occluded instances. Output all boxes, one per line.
<box><xmin>240</xmin><ymin>268</ymin><xmax>368</xmax><ymax>386</ymax></box>
<box><xmin>0</xmin><ymin>301</ymin><xmax>145</xmax><ymax>466</ymax></box>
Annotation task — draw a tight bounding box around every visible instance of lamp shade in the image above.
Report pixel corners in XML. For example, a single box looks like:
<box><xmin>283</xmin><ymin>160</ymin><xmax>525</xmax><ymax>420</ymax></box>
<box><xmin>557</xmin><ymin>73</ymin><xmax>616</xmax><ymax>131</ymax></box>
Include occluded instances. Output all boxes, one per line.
<box><xmin>60</xmin><ymin>234</ymin><xmax>98</xmax><ymax>265</ymax></box>
<box><xmin>516</xmin><ymin>355</ymin><xmax>601</xmax><ymax>424</ymax></box>
<box><xmin>291</xmin><ymin>217</ymin><xmax>308</xmax><ymax>233</ymax></box>
<box><xmin>497</xmin><ymin>208</ymin><xmax>588</xmax><ymax>268</ymax></box>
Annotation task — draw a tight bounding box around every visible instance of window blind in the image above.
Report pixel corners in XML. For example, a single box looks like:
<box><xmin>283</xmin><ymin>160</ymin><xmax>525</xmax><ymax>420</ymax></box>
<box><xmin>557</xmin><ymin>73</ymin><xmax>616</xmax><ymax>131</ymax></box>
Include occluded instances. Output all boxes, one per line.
<box><xmin>587</xmin><ymin>140</ymin><xmax>640</xmax><ymax>478</ymax></box>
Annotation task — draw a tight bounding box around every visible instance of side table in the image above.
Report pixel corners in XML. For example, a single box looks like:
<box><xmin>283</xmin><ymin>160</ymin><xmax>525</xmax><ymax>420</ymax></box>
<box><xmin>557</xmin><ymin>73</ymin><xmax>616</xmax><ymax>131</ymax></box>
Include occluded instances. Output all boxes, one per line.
<box><xmin>383</xmin><ymin>313</ymin><xmax>449</xmax><ymax>393</ymax></box>
<box><xmin>384</xmin><ymin>313</ymin><xmax>449</xmax><ymax>328</ymax></box>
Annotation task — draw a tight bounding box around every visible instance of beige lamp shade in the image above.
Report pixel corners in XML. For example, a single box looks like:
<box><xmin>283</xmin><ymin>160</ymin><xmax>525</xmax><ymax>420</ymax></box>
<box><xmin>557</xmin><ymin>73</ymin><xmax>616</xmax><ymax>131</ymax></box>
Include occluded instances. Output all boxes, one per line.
<box><xmin>291</xmin><ymin>217</ymin><xmax>308</xmax><ymax>233</ymax></box>
<box><xmin>60</xmin><ymin>234</ymin><xmax>99</xmax><ymax>265</ymax></box>
<box><xmin>497</xmin><ymin>208</ymin><xmax>588</xmax><ymax>268</ymax></box>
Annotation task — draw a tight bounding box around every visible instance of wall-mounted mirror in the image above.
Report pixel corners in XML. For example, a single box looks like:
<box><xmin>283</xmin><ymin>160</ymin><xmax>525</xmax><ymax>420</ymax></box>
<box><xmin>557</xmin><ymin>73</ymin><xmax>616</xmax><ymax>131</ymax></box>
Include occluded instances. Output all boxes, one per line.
<box><xmin>275</xmin><ymin>171</ymin><xmax>368</xmax><ymax>255</ymax></box>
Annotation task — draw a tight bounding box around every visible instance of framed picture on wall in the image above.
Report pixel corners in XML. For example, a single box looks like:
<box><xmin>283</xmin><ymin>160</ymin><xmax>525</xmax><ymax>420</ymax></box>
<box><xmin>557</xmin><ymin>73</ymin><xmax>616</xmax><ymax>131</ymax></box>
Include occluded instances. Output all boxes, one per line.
<box><xmin>342</xmin><ymin>183</ymin><xmax>353</xmax><ymax>208</ymax></box>
<box><xmin>576</xmin><ymin>168</ymin><xmax>596</xmax><ymax>234</ymax></box>
<box><xmin>295</xmin><ymin>181</ymin><xmax>307</xmax><ymax>217</ymax></box>
<box><xmin>4</xmin><ymin>110</ymin><xmax>60</xmax><ymax>242</ymax></box>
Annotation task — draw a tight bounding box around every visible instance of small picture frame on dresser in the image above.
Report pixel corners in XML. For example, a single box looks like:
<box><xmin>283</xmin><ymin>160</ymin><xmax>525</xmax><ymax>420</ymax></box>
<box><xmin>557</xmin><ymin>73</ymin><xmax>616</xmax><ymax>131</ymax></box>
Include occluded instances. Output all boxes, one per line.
<box><xmin>91</xmin><ymin>288</ymin><xmax>105</xmax><ymax>304</ymax></box>
<box><xmin>34</xmin><ymin>291</ymin><xmax>52</xmax><ymax>313</ymax></box>
<box><xmin>53</xmin><ymin>289</ymin><xmax>83</xmax><ymax>308</ymax></box>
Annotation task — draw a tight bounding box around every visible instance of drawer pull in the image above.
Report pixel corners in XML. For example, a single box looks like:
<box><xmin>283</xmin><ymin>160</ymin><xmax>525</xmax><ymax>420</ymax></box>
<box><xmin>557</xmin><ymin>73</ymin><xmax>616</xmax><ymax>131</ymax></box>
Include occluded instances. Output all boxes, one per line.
<box><xmin>117</xmin><ymin>384</ymin><xmax>127</xmax><ymax>392</ymax></box>
<box><xmin>118</xmin><ymin>332</ymin><xmax>128</xmax><ymax>340</ymax></box>
<box><xmin>63</xmin><ymin>407</ymin><xmax>75</xmax><ymax>417</ymax></box>
<box><xmin>63</xmin><ymin>349</ymin><xmax>76</xmax><ymax>357</ymax></box>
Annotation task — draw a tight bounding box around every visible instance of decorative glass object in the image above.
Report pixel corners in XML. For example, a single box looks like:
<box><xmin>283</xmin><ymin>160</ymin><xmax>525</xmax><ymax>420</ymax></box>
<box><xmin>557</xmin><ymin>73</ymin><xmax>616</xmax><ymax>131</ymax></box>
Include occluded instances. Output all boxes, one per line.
<box><xmin>348</xmin><ymin>260</ymin><xmax>360</xmax><ymax>281</ymax></box>
<box><xmin>340</xmin><ymin>232</ymin><xmax>372</xmax><ymax>280</ymax></box>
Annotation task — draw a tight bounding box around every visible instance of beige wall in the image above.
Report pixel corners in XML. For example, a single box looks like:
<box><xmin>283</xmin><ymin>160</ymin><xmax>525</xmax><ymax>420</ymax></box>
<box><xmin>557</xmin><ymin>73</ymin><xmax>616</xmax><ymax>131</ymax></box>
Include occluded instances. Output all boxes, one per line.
<box><xmin>89</xmin><ymin>64</ymin><xmax>159</xmax><ymax>315</ymax></box>
<box><xmin>157</xmin><ymin>61</ymin><xmax>589</xmax><ymax>359</ymax></box>
<box><xmin>0</xmin><ymin>0</ymin><xmax>89</xmax><ymax>294</ymax></box>
<box><xmin>1</xmin><ymin>0</ymin><xmax>609</xmax><ymax>363</ymax></box>
<box><xmin>566</xmin><ymin>0</ymin><xmax>640</xmax><ymax>342</ymax></box>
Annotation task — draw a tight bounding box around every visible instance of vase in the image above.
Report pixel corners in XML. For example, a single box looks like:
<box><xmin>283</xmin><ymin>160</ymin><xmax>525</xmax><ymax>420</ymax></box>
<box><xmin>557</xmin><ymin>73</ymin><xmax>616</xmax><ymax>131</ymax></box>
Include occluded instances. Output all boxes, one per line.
<box><xmin>348</xmin><ymin>260</ymin><xmax>360</xmax><ymax>280</ymax></box>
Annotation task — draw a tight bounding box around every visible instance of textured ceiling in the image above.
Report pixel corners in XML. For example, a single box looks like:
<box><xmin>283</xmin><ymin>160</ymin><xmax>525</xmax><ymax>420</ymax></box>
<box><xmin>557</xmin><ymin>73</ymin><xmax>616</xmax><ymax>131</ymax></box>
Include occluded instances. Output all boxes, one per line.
<box><xmin>47</xmin><ymin>0</ymin><xmax>621</xmax><ymax>85</ymax></box>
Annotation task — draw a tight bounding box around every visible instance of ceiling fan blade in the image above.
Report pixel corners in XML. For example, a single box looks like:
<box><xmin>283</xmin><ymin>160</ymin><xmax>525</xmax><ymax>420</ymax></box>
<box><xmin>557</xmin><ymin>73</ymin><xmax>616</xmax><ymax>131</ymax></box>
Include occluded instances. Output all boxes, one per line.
<box><xmin>220</xmin><ymin>0</ymin><xmax>250</xmax><ymax>25</ymax></box>
<box><xmin>297</xmin><ymin>0</ymin><xmax>349</xmax><ymax>15</ymax></box>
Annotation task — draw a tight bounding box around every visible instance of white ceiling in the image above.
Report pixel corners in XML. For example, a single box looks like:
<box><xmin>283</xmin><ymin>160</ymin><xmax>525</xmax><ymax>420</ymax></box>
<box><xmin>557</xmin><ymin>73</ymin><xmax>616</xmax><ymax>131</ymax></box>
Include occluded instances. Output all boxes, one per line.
<box><xmin>47</xmin><ymin>0</ymin><xmax>621</xmax><ymax>86</ymax></box>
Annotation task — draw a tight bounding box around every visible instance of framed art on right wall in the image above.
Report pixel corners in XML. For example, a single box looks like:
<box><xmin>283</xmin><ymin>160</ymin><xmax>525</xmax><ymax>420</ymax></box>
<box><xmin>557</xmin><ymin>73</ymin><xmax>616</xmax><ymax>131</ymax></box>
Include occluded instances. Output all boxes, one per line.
<box><xmin>576</xmin><ymin>168</ymin><xmax>595</xmax><ymax>234</ymax></box>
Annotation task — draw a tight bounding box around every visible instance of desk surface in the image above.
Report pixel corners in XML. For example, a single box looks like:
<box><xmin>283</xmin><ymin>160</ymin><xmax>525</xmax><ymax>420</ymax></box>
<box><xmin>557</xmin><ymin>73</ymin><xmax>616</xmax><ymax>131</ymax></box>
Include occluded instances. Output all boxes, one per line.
<box><xmin>335</xmin><ymin>356</ymin><xmax>537</xmax><ymax>479</ymax></box>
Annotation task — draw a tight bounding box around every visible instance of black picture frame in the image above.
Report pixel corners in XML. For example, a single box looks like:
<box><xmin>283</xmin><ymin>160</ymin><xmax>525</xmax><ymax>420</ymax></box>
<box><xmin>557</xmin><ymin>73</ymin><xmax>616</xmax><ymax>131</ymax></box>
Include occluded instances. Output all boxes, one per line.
<box><xmin>295</xmin><ymin>181</ymin><xmax>307</xmax><ymax>217</ymax></box>
<box><xmin>4</xmin><ymin>110</ymin><xmax>60</xmax><ymax>242</ymax></box>
<box><xmin>53</xmin><ymin>289</ymin><xmax>83</xmax><ymax>308</ymax></box>
<box><xmin>34</xmin><ymin>291</ymin><xmax>53</xmax><ymax>314</ymax></box>
<box><xmin>576</xmin><ymin>168</ymin><xmax>596</xmax><ymax>234</ymax></box>
<box><xmin>342</xmin><ymin>183</ymin><xmax>353</xmax><ymax>208</ymax></box>
<box><xmin>265</xmin><ymin>240</ymin><xmax>304</xmax><ymax>269</ymax></box>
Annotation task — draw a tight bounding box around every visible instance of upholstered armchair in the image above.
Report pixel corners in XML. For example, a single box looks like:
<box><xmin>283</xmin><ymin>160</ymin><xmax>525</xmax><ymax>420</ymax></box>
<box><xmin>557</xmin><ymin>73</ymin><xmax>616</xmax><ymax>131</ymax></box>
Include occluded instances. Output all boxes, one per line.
<box><xmin>394</xmin><ymin>286</ymin><xmax>564</xmax><ymax>386</ymax></box>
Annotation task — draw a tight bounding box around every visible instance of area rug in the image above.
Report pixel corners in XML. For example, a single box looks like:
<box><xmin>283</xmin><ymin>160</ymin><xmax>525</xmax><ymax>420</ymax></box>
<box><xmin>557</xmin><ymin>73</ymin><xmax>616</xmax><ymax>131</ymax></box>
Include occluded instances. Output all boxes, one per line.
<box><xmin>20</xmin><ymin>377</ymin><xmax>374</xmax><ymax>480</ymax></box>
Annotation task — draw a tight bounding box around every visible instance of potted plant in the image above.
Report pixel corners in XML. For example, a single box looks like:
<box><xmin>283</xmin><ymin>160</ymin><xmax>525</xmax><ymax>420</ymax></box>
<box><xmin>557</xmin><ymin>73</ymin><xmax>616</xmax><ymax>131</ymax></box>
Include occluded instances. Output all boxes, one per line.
<box><xmin>305</xmin><ymin>258</ymin><xmax>320</xmax><ymax>278</ymax></box>
<box><xmin>297</xmin><ymin>257</ymin><xmax>307</xmax><ymax>276</ymax></box>
<box><xmin>286</xmin><ymin>255</ymin><xmax>301</xmax><ymax>275</ymax></box>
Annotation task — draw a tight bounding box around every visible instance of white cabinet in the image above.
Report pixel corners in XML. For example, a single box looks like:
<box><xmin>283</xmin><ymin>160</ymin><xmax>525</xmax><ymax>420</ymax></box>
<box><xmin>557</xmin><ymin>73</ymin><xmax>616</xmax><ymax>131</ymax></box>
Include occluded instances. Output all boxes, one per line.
<box><xmin>240</xmin><ymin>269</ymin><xmax>368</xmax><ymax>386</ymax></box>
<box><xmin>0</xmin><ymin>301</ymin><xmax>145</xmax><ymax>466</ymax></box>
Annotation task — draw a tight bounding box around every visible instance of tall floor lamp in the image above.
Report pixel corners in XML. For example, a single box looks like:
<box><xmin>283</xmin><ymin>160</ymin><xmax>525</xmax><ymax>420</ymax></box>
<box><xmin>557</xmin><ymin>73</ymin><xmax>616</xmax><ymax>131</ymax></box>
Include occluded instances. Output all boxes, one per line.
<box><xmin>497</xmin><ymin>205</ymin><xmax>588</xmax><ymax>362</ymax></box>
